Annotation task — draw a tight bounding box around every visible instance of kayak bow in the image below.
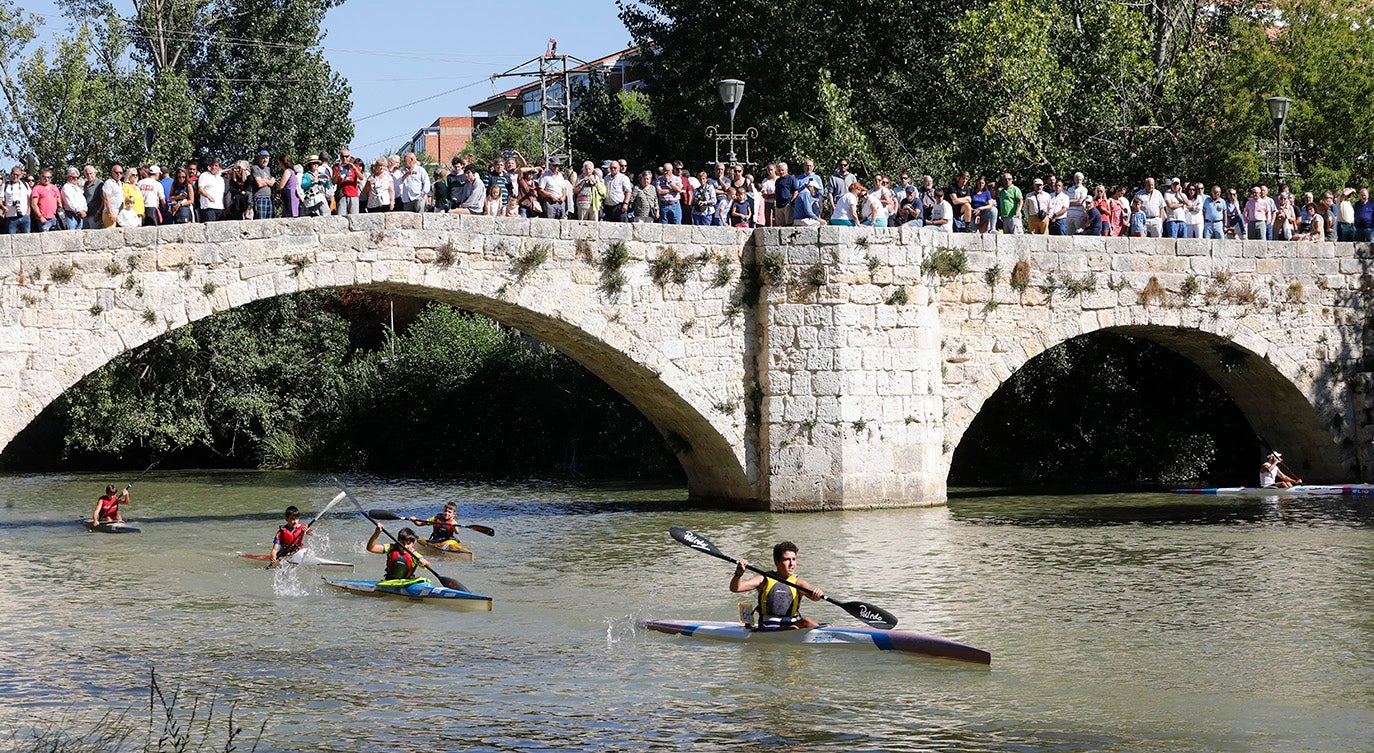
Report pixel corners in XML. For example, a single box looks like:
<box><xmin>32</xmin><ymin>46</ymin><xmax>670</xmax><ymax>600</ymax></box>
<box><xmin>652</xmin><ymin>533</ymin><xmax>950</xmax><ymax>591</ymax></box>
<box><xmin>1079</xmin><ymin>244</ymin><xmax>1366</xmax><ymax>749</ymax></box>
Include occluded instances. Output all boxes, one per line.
<box><xmin>237</xmin><ymin>551</ymin><xmax>354</xmax><ymax>568</ymax></box>
<box><xmin>80</xmin><ymin>519</ymin><xmax>141</xmax><ymax>534</ymax></box>
<box><xmin>416</xmin><ymin>538</ymin><xmax>474</xmax><ymax>561</ymax></box>
<box><xmin>643</xmin><ymin>619</ymin><xmax>991</xmax><ymax>665</ymax></box>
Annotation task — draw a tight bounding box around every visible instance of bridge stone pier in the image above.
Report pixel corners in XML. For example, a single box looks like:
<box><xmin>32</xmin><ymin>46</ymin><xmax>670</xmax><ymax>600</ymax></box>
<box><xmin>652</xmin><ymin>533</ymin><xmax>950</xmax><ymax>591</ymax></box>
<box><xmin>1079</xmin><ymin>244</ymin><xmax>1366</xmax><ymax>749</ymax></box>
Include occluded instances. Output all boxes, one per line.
<box><xmin>1</xmin><ymin>213</ymin><xmax>1370</xmax><ymax>510</ymax></box>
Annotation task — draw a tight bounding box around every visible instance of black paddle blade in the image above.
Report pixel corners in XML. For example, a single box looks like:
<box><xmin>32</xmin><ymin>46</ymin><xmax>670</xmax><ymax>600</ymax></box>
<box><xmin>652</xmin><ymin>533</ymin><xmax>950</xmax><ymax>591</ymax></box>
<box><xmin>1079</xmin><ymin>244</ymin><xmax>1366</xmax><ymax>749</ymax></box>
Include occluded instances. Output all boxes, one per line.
<box><xmin>464</xmin><ymin>524</ymin><xmax>495</xmax><ymax>537</ymax></box>
<box><xmin>836</xmin><ymin>599</ymin><xmax>898</xmax><ymax>630</ymax></box>
<box><xmin>669</xmin><ymin>526</ymin><xmax>732</xmax><ymax>563</ymax></box>
<box><xmin>436</xmin><ymin>574</ymin><xmax>470</xmax><ymax>592</ymax></box>
<box><xmin>367</xmin><ymin>509</ymin><xmax>406</xmax><ymax>521</ymax></box>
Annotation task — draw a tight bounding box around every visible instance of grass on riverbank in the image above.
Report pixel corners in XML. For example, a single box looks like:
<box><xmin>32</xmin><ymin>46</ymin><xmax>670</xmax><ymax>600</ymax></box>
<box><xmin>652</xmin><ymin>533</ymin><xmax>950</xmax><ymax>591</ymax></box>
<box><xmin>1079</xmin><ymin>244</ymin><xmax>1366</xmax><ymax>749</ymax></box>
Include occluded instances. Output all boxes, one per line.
<box><xmin>5</xmin><ymin>668</ymin><xmax>264</xmax><ymax>753</ymax></box>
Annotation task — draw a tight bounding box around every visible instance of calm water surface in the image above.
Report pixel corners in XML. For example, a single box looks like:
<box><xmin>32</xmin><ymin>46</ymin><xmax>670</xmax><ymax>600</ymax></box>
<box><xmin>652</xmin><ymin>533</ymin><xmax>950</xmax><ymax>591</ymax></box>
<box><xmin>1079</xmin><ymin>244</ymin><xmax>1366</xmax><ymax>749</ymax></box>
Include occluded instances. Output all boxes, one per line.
<box><xmin>1</xmin><ymin>472</ymin><xmax>1371</xmax><ymax>752</ymax></box>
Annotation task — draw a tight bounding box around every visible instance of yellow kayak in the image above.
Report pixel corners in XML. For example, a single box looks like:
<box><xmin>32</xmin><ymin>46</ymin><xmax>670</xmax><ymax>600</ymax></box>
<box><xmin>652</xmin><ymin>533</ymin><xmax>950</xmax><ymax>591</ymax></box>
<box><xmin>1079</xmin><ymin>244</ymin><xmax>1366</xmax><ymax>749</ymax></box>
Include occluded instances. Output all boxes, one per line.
<box><xmin>416</xmin><ymin>538</ymin><xmax>473</xmax><ymax>562</ymax></box>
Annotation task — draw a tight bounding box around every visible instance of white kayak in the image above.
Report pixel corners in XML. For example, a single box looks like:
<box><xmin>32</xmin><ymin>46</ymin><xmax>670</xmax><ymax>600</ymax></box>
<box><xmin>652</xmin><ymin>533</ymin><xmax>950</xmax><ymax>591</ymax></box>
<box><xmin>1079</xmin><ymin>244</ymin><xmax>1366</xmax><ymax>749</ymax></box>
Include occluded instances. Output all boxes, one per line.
<box><xmin>1173</xmin><ymin>484</ymin><xmax>1374</xmax><ymax>496</ymax></box>
<box><xmin>236</xmin><ymin>551</ymin><xmax>353</xmax><ymax>568</ymax></box>
<box><xmin>643</xmin><ymin>619</ymin><xmax>991</xmax><ymax>665</ymax></box>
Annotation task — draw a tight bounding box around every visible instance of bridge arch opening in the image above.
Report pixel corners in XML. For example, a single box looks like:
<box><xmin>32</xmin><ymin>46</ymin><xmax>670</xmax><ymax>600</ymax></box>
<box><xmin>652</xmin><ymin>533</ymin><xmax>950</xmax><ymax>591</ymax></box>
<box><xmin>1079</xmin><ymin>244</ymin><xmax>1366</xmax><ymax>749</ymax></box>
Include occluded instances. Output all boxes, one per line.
<box><xmin>3</xmin><ymin>284</ymin><xmax>754</xmax><ymax>504</ymax></box>
<box><xmin>949</xmin><ymin>327</ymin><xmax>1340</xmax><ymax>489</ymax></box>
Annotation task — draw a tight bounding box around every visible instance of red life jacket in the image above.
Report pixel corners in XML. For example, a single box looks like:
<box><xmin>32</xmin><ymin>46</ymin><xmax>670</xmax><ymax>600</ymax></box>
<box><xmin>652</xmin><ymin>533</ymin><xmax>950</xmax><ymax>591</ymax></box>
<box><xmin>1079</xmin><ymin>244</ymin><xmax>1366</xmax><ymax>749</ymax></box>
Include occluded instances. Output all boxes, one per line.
<box><xmin>429</xmin><ymin>515</ymin><xmax>458</xmax><ymax>542</ymax></box>
<box><xmin>275</xmin><ymin>523</ymin><xmax>307</xmax><ymax>555</ymax></box>
<box><xmin>96</xmin><ymin>494</ymin><xmax>122</xmax><ymax>520</ymax></box>
<box><xmin>385</xmin><ymin>544</ymin><xmax>418</xmax><ymax>580</ymax></box>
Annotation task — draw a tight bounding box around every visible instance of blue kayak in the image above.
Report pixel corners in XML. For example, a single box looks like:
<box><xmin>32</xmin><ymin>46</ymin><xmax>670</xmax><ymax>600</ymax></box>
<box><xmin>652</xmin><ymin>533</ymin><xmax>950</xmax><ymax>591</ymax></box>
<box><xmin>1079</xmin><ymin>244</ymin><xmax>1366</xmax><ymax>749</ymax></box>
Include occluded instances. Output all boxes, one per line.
<box><xmin>322</xmin><ymin>577</ymin><xmax>492</xmax><ymax>611</ymax></box>
<box><xmin>643</xmin><ymin>619</ymin><xmax>991</xmax><ymax>665</ymax></box>
<box><xmin>1173</xmin><ymin>484</ymin><xmax>1374</xmax><ymax>496</ymax></box>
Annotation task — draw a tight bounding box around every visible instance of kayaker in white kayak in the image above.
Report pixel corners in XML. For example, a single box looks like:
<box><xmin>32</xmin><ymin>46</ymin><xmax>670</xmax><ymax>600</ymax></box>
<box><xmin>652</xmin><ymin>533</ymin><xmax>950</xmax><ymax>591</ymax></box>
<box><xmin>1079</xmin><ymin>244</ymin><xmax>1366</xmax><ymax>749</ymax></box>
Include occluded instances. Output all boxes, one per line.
<box><xmin>92</xmin><ymin>483</ymin><xmax>129</xmax><ymax>526</ymax></box>
<box><xmin>366</xmin><ymin>523</ymin><xmax>431</xmax><ymax>581</ymax></box>
<box><xmin>730</xmin><ymin>541</ymin><xmax>824</xmax><ymax>630</ymax></box>
<box><xmin>269</xmin><ymin>506</ymin><xmax>315</xmax><ymax>565</ymax></box>
<box><xmin>1260</xmin><ymin>451</ymin><xmax>1302</xmax><ymax>489</ymax></box>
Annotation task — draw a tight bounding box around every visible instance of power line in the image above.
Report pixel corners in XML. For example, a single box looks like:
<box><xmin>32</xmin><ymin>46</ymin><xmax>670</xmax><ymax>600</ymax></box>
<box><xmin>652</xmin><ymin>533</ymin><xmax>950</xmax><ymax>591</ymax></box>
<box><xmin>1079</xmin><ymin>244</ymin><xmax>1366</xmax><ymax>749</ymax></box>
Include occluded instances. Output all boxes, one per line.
<box><xmin>351</xmin><ymin>78</ymin><xmax>491</xmax><ymax>124</ymax></box>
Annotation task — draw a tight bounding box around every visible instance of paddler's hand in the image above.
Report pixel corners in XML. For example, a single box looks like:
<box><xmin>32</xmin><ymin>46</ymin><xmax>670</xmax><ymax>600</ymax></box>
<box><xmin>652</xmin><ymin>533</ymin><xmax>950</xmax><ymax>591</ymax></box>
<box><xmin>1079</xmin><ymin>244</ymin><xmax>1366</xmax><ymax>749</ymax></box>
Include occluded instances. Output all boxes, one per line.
<box><xmin>374</xmin><ymin>521</ymin><xmax>384</xmax><ymax>532</ymax></box>
<box><xmin>734</xmin><ymin>560</ymin><xmax>748</xmax><ymax>577</ymax></box>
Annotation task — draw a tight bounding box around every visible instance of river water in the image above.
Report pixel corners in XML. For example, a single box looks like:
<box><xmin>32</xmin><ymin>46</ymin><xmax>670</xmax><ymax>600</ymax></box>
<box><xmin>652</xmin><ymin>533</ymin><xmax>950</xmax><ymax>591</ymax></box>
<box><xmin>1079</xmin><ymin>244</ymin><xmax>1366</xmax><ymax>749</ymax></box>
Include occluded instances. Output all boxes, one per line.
<box><xmin>1</xmin><ymin>471</ymin><xmax>1371</xmax><ymax>752</ymax></box>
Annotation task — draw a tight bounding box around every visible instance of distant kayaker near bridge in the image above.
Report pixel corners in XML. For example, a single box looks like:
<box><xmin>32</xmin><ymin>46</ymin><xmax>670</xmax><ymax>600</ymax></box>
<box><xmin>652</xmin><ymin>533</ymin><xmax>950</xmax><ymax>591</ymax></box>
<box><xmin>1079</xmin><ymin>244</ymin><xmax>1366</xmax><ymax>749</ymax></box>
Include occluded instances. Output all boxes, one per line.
<box><xmin>91</xmin><ymin>483</ymin><xmax>129</xmax><ymax>525</ymax></box>
<box><xmin>1260</xmin><ymin>451</ymin><xmax>1302</xmax><ymax>489</ymax></box>
<box><xmin>730</xmin><ymin>541</ymin><xmax>825</xmax><ymax>630</ymax></box>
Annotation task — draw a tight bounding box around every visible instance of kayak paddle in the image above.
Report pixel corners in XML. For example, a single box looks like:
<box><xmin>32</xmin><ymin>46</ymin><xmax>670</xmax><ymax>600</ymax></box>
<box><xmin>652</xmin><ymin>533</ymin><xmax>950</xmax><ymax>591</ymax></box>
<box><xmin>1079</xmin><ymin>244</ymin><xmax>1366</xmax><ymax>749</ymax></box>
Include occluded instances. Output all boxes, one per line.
<box><xmin>367</xmin><ymin>509</ymin><xmax>495</xmax><ymax>537</ymax></box>
<box><xmin>332</xmin><ymin>479</ymin><xmax>472</xmax><ymax>593</ymax></box>
<box><xmin>669</xmin><ymin>525</ymin><xmax>899</xmax><ymax>630</ymax></box>
<box><xmin>124</xmin><ymin>458</ymin><xmax>160</xmax><ymax>491</ymax></box>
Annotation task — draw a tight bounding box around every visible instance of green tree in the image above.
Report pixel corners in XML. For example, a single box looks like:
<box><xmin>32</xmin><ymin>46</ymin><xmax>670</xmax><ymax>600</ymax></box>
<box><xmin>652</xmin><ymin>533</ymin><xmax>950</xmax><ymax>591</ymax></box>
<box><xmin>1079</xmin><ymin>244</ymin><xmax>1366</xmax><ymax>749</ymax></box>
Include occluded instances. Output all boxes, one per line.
<box><xmin>461</xmin><ymin>114</ymin><xmax>546</xmax><ymax>168</ymax></box>
<box><xmin>569</xmin><ymin>74</ymin><xmax>663</xmax><ymax>169</ymax></box>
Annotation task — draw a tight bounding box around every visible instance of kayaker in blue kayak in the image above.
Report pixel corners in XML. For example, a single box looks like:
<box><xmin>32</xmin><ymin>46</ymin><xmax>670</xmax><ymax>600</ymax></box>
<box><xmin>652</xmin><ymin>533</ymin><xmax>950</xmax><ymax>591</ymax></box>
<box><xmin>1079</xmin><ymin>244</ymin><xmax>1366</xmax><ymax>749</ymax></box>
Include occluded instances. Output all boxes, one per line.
<box><xmin>1260</xmin><ymin>451</ymin><xmax>1301</xmax><ymax>489</ymax></box>
<box><xmin>730</xmin><ymin>541</ymin><xmax>824</xmax><ymax>630</ymax></box>
<box><xmin>366</xmin><ymin>523</ymin><xmax>431</xmax><ymax>581</ymax></box>
<box><xmin>269</xmin><ymin>506</ymin><xmax>315</xmax><ymax>565</ymax></box>
<box><xmin>91</xmin><ymin>483</ymin><xmax>129</xmax><ymax>526</ymax></box>
<box><xmin>408</xmin><ymin>502</ymin><xmax>461</xmax><ymax>543</ymax></box>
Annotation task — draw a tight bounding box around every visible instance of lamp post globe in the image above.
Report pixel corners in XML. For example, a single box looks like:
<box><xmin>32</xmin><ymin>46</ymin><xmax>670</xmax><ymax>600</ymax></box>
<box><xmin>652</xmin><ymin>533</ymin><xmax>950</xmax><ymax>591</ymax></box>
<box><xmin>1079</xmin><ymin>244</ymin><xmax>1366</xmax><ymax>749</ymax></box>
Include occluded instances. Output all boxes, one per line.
<box><xmin>1266</xmin><ymin>96</ymin><xmax>1292</xmax><ymax>183</ymax></box>
<box><xmin>717</xmin><ymin>79</ymin><xmax>745</xmax><ymax>130</ymax></box>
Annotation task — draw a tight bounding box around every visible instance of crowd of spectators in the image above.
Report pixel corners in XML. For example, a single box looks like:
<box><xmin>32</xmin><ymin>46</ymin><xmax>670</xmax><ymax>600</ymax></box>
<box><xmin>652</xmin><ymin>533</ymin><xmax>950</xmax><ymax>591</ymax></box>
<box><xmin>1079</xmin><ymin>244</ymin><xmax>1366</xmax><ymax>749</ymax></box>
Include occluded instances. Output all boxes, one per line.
<box><xmin>5</xmin><ymin>148</ymin><xmax>1374</xmax><ymax>244</ymax></box>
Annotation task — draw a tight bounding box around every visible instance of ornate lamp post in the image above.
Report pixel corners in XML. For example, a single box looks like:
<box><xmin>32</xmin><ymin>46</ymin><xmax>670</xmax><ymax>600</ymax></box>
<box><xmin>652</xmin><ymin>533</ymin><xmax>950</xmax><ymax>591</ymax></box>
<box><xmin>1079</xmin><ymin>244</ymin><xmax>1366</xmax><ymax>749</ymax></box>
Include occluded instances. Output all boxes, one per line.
<box><xmin>706</xmin><ymin>78</ymin><xmax>757</xmax><ymax>168</ymax></box>
<box><xmin>1266</xmin><ymin>96</ymin><xmax>1292</xmax><ymax>184</ymax></box>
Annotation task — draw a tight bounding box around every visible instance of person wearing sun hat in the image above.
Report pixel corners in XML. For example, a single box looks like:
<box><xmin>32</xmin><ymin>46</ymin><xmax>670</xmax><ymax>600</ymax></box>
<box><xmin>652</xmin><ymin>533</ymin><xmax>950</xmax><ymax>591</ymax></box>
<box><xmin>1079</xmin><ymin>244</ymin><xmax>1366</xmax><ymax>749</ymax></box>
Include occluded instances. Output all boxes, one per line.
<box><xmin>1259</xmin><ymin>450</ymin><xmax>1301</xmax><ymax>489</ymax></box>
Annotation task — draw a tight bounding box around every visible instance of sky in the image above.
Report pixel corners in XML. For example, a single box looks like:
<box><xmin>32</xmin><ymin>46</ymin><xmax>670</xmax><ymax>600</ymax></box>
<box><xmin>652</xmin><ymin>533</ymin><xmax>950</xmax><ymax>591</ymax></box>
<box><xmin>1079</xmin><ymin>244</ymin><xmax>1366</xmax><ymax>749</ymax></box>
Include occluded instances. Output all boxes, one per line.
<box><xmin>7</xmin><ymin>0</ymin><xmax>633</xmax><ymax>162</ymax></box>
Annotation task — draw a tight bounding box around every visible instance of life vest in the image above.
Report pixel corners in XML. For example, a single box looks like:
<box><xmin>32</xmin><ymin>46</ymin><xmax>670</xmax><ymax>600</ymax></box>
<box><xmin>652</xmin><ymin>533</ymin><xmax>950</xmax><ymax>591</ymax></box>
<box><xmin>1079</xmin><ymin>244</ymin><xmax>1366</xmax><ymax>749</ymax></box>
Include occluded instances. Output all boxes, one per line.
<box><xmin>275</xmin><ymin>523</ymin><xmax>307</xmax><ymax>556</ymax></box>
<box><xmin>385</xmin><ymin>543</ymin><xmax>419</xmax><ymax>581</ymax></box>
<box><xmin>427</xmin><ymin>515</ymin><xmax>459</xmax><ymax>542</ymax></box>
<box><xmin>96</xmin><ymin>494</ymin><xmax>122</xmax><ymax>520</ymax></box>
<box><xmin>757</xmin><ymin>574</ymin><xmax>802</xmax><ymax>627</ymax></box>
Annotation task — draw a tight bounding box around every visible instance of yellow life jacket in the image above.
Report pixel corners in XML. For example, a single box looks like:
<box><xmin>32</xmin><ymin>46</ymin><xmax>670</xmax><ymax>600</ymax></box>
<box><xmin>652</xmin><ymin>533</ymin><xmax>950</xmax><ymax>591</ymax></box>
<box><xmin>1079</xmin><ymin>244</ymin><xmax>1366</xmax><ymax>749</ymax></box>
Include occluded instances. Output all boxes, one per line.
<box><xmin>757</xmin><ymin>574</ymin><xmax>801</xmax><ymax>626</ymax></box>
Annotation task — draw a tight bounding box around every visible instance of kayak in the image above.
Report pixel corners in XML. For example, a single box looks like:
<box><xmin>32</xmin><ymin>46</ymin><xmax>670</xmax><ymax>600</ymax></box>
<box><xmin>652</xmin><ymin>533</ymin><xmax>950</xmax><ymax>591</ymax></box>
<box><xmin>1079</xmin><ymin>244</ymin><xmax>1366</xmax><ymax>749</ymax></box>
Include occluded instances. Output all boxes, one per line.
<box><xmin>642</xmin><ymin>619</ymin><xmax>991</xmax><ymax>665</ymax></box>
<box><xmin>237</xmin><ymin>551</ymin><xmax>353</xmax><ymax>568</ymax></box>
<box><xmin>322</xmin><ymin>577</ymin><xmax>492</xmax><ymax>611</ymax></box>
<box><xmin>416</xmin><ymin>538</ymin><xmax>474</xmax><ymax>562</ymax></box>
<box><xmin>80</xmin><ymin>519</ymin><xmax>141</xmax><ymax>534</ymax></box>
<box><xmin>1173</xmin><ymin>484</ymin><xmax>1374</xmax><ymax>496</ymax></box>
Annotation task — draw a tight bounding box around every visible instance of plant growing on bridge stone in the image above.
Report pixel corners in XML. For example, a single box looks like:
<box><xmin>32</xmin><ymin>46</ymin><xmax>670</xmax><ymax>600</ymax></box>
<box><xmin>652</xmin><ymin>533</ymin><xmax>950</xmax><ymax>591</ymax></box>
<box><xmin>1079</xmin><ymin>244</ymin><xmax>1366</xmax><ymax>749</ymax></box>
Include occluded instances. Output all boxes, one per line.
<box><xmin>1009</xmin><ymin>260</ymin><xmax>1031</xmax><ymax>293</ymax></box>
<box><xmin>123</xmin><ymin>275</ymin><xmax>138</xmax><ymax>291</ymax></box>
<box><xmin>1139</xmin><ymin>276</ymin><xmax>1168</xmax><ymax>306</ymax></box>
<box><xmin>21</xmin><ymin>293</ymin><xmax>36</xmax><ymax>306</ymax></box>
<box><xmin>886</xmin><ymin>285</ymin><xmax>909</xmax><ymax>305</ymax></box>
<box><xmin>806</xmin><ymin>263</ymin><xmax>827</xmax><ymax>288</ymax></box>
<box><xmin>1287</xmin><ymin>281</ymin><xmax>1304</xmax><ymax>303</ymax></box>
<box><xmin>105</xmin><ymin>259</ymin><xmax>125</xmax><ymax>277</ymax></box>
<box><xmin>920</xmin><ymin>246</ymin><xmax>967</xmax><ymax>279</ymax></box>
<box><xmin>597</xmin><ymin>240</ymin><xmax>630</xmax><ymax>298</ymax></box>
<box><xmin>649</xmin><ymin>247</ymin><xmax>694</xmax><ymax>287</ymax></box>
<box><xmin>867</xmin><ymin>254</ymin><xmax>880</xmax><ymax>274</ymax></box>
<box><xmin>984</xmin><ymin>263</ymin><xmax>1001</xmax><ymax>289</ymax></box>
<box><xmin>1180</xmin><ymin>275</ymin><xmax>1200</xmax><ymax>297</ymax></box>
<box><xmin>711</xmin><ymin>256</ymin><xmax>733</xmax><ymax>288</ymax></box>
<box><xmin>50</xmin><ymin>262</ymin><xmax>76</xmax><ymax>283</ymax></box>
<box><xmin>435</xmin><ymin>240</ymin><xmax>458</xmax><ymax>268</ymax></box>
<box><xmin>1062</xmin><ymin>272</ymin><xmax>1097</xmax><ymax>299</ymax></box>
<box><xmin>851</xmin><ymin>418</ymin><xmax>868</xmax><ymax>433</ymax></box>
<box><xmin>202</xmin><ymin>282</ymin><xmax>216</xmax><ymax>296</ymax></box>
<box><xmin>761</xmin><ymin>250</ymin><xmax>783</xmax><ymax>284</ymax></box>
<box><xmin>143</xmin><ymin>309</ymin><xmax>157</xmax><ymax>324</ymax></box>
<box><xmin>284</xmin><ymin>254</ymin><xmax>311</xmax><ymax>277</ymax></box>
<box><xmin>713</xmin><ymin>399</ymin><xmax>739</xmax><ymax>415</ymax></box>
<box><xmin>89</xmin><ymin>303</ymin><xmax>103</xmax><ymax>316</ymax></box>
<box><xmin>512</xmin><ymin>242</ymin><xmax>551</xmax><ymax>280</ymax></box>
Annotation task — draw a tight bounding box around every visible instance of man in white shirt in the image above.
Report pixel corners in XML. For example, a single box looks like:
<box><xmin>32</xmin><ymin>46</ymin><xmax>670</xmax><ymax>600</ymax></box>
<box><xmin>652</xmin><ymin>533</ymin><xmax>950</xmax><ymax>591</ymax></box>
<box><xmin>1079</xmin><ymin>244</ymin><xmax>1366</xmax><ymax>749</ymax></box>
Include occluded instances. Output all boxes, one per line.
<box><xmin>1163</xmin><ymin>178</ymin><xmax>1190</xmax><ymax>238</ymax></box>
<box><xmin>60</xmin><ymin>167</ymin><xmax>88</xmax><ymax>230</ymax></box>
<box><xmin>1047</xmin><ymin>179</ymin><xmax>1070</xmax><ymax>235</ymax></box>
<box><xmin>602</xmin><ymin>160</ymin><xmax>632</xmax><ymax>222</ymax></box>
<box><xmin>927</xmin><ymin>187</ymin><xmax>954</xmax><ymax>233</ymax></box>
<box><xmin>395</xmin><ymin>152</ymin><xmax>430</xmax><ymax>213</ymax></box>
<box><xmin>1065</xmin><ymin>172</ymin><xmax>1088</xmax><ymax>234</ymax></box>
<box><xmin>3</xmin><ymin>165</ymin><xmax>32</xmax><ymax>233</ymax></box>
<box><xmin>539</xmin><ymin>161</ymin><xmax>568</xmax><ymax>219</ymax></box>
<box><xmin>1134</xmin><ymin>177</ymin><xmax>1166</xmax><ymax>238</ymax></box>
<box><xmin>101</xmin><ymin>164</ymin><xmax>126</xmax><ymax>228</ymax></box>
<box><xmin>137</xmin><ymin>166</ymin><xmax>166</xmax><ymax>226</ymax></box>
<box><xmin>197</xmin><ymin>158</ymin><xmax>226</xmax><ymax>222</ymax></box>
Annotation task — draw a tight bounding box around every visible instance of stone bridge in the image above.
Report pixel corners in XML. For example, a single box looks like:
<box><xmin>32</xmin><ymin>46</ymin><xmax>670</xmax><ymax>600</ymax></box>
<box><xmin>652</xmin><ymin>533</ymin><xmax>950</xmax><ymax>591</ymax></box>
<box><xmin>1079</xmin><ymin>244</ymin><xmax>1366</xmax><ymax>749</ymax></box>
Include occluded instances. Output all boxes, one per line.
<box><xmin>1</xmin><ymin>213</ymin><xmax>1369</xmax><ymax>509</ymax></box>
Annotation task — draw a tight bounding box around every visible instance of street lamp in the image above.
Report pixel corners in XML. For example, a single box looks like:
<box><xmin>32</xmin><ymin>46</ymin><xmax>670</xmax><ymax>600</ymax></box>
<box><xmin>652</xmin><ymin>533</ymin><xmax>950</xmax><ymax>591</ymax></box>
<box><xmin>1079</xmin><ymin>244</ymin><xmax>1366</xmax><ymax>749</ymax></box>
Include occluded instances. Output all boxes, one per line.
<box><xmin>1266</xmin><ymin>96</ymin><xmax>1292</xmax><ymax>184</ymax></box>
<box><xmin>706</xmin><ymin>78</ymin><xmax>757</xmax><ymax>168</ymax></box>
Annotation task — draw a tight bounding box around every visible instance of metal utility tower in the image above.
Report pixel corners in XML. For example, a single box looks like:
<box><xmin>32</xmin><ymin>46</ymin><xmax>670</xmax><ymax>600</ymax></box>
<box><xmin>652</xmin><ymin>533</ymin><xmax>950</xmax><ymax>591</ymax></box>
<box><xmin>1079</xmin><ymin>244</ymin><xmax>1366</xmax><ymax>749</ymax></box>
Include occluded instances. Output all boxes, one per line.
<box><xmin>489</xmin><ymin>39</ymin><xmax>587</xmax><ymax>168</ymax></box>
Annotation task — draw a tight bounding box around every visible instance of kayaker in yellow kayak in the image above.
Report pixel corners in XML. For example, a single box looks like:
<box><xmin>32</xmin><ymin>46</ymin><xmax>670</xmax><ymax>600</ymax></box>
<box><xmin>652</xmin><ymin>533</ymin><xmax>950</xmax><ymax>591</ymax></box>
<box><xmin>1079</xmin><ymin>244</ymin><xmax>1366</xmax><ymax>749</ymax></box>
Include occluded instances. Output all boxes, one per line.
<box><xmin>408</xmin><ymin>502</ymin><xmax>463</xmax><ymax>544</ymax></box>
<box><xmin>729</xmin><ymin>541</ymin><xmax>824</xmax><ymax>630</ymax></box>
<box><xmin>92</xmin><ymin>483</ymin><xmax>129</xmax><ymax>526</ymax></box>
<box><xmin>268</xmin><ymin>506</ymin><xmax>314</xmax><ymax>565</ymax></box>
<box><xmin>366</xmin><ymin>523</ymin><xmax>430</xmax><ymax>581</ymax></box>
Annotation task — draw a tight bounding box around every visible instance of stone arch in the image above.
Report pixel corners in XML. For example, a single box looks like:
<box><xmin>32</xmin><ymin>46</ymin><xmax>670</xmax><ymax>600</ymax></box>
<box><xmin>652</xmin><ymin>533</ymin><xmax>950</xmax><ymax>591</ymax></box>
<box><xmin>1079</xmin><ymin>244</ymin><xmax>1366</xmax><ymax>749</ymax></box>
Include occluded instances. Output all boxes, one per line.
<box><xmin>948</xmin><ymin>311</ymin><xmax>1348</xmax><ymax>482</ymax></box>
<box><xmin>0</xmin><ymin>215</ymin><xmax>756</xmax><ymax>504</ymax></box>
